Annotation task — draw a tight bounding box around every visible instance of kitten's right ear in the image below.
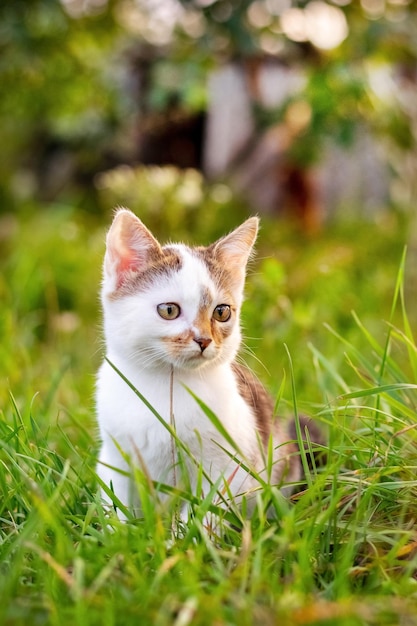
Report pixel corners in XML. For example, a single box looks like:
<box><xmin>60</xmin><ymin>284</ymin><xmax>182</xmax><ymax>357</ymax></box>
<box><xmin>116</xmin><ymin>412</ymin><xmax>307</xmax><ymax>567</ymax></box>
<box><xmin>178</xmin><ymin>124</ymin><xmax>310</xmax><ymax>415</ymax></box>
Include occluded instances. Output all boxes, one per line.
<box><xmin>104</xmin><ymin>208</ymin><xmax>161</xmax><ymax>288</ymax></box>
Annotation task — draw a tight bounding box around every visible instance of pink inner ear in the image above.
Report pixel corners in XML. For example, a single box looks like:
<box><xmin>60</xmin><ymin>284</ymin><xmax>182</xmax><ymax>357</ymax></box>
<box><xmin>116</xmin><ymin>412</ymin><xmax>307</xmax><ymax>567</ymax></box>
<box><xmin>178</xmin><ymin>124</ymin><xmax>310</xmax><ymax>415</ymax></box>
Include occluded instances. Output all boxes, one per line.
<box><xmin>113</xmin><ymin>240</ymin><xmax>152</xmax><ymax>288</ymax></box>
<box><xmin>106</xmin><ymin>210</ymin><xmax>163</xmax><ymax>289</ymax></box>
<box><xmin>107</xmin><ymin>213</ymin><xmax>155</xmax><ymax>288</ymax></box>
<box><xmin>116</xmin><ymin>253</ymin><xmax>139</xmax><ymax>287</ymax></box>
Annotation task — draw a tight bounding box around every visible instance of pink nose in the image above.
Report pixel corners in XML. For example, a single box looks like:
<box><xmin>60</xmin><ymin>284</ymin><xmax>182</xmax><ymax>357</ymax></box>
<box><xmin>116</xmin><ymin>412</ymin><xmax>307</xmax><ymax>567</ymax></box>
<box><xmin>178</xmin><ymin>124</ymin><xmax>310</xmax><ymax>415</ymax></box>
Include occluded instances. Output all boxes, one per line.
<box><xmin>193</xmin><ymin>337</ymin><xmax>212</xmax><ymax>352</ymax></box>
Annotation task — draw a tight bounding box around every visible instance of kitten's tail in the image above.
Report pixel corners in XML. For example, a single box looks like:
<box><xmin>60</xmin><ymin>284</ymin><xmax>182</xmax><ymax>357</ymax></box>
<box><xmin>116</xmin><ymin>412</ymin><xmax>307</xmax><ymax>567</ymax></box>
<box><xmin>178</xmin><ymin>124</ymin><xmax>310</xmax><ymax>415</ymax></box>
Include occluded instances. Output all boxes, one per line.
<box><xmin>288</xmin><ymin>415</ymin><xmax>327</xmax><ymax>477</ymax></box>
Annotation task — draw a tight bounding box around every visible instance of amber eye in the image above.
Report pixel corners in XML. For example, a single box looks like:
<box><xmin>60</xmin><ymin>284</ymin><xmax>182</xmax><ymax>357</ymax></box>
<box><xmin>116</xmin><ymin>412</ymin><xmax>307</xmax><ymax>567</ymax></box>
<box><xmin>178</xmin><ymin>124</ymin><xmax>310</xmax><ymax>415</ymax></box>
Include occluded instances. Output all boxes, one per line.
<box><xmin>157</xmin><ymin>303</ymin><xmax>181</xmax><ymax>320</ymax></box>
<box><xmin>212</xmin><ymin>304</ymin><xmax>231</xmax><ymax>322</ymax></box>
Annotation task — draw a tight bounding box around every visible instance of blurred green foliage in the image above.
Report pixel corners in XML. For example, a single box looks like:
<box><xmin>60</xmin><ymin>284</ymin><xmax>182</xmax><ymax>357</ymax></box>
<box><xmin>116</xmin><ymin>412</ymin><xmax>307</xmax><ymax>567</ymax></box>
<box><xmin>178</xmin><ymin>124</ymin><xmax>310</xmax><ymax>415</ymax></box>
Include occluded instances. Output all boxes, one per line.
<box><xmin>0</xmin><ymin>1</ymin><xmax>125</xmax><ymax>208</ymax></box>
<box><xmin>0</xmin><ymin>205</ymin><xmax>102</xmax><ymax>442</ymax></box>
<box><xmin>96</xmin><ymin>165</ymin><xmax>253</xmax><ymax>240</ymax></box>
<box><xmin>1</xmin><ymin>0</ymin><xmax>416</xmax><ymax>211</ymax></box>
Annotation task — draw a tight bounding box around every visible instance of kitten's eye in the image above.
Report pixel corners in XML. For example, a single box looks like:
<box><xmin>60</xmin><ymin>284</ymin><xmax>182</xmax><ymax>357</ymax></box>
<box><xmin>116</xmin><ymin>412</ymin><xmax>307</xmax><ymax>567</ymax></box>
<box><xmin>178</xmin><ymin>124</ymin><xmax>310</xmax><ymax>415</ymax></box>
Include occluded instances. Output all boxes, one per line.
<box><xmin>213</xmin><ymin>304</ymin><xmax>231</xmax><ymax>322</ymax></box>
<box><xmin>157</xmin><ymin>303</ymin><xmax>181</xmax><ymax>320</ymax></box>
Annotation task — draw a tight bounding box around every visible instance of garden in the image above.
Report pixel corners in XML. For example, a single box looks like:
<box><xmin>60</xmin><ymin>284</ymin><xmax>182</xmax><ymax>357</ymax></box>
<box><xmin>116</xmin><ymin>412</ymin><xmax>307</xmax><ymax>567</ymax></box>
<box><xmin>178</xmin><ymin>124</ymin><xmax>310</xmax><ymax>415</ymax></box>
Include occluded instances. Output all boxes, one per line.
<box><xmin>1</xmin><ymin>1</ymin><xmax>417</xmax><ymax>624</ymax></box>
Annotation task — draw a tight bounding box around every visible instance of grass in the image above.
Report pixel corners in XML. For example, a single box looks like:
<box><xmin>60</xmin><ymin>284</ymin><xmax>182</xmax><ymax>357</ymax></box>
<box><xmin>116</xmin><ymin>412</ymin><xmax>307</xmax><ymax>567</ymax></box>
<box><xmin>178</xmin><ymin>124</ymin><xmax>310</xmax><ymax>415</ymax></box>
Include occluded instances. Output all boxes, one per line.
<box><xmin>1</xmin><ymin>191</ymin><xmax>417</xmax><ymax>625</ymax></box>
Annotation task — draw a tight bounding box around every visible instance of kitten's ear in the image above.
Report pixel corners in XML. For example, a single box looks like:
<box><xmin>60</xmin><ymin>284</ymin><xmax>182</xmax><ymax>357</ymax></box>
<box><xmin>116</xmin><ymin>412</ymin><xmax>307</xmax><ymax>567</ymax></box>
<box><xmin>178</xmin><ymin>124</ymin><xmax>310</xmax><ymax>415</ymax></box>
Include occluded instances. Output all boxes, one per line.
<box><xmin>104</xmin><ymin>208</ymin><xmax>161</xmax><ymax>288</ymax></box>
<box><xmin>213</xmin><ymin>217</ymin><xmax>259</xmax><ymax>274</ymax></box>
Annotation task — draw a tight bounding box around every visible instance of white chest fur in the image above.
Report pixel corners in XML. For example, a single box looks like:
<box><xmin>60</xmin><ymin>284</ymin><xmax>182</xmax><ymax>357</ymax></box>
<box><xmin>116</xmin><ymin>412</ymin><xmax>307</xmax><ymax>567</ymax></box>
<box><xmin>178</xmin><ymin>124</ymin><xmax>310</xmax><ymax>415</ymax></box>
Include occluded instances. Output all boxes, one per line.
<box><xmin>96</xmin><ymin>355</ymin><xmax>258</xmax><ymax>489</ymax></box>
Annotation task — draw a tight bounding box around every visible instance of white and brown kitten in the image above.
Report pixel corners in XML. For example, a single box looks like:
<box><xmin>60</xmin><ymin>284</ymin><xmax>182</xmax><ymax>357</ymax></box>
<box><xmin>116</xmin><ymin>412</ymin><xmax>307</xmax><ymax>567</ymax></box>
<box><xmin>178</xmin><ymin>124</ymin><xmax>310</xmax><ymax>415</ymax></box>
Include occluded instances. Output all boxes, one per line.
<box><xmin>96</xmin><ymin>209</ymin><xmax>308</xmax><ymax>519</ymax></box>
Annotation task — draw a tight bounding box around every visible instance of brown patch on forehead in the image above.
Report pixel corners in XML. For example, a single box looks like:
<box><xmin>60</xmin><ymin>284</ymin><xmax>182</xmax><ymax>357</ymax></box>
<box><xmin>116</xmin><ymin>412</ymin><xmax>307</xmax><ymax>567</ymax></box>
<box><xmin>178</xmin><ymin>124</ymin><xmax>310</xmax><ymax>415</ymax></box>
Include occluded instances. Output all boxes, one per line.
<box><xmin>192</xmin><ymin>246</ymin><xmax>228</xmax><ymax>292</ymax></box>
<box><xmin>199</xmin><ymin>286</ymin><xmax>212</xmax><ymax>309</ymax></box>
<box><xmin>109</xmin><ymin>245</ymin><xmax>182</xmax><ymax>299</ymax></box>
<box><xmin>193</xmin><ymin>245</ymin><xmax>244</xmax><ymax>294</ymax></box>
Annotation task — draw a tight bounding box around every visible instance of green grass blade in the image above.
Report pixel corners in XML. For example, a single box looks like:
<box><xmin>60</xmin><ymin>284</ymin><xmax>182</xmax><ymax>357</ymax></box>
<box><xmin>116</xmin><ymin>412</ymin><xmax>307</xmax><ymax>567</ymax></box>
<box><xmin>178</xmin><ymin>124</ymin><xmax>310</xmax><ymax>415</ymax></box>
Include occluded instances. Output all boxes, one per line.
<box><xmin>284</xmin><ymin>344</ymin><xmax>311</xmax><ymax>488</ymax></box>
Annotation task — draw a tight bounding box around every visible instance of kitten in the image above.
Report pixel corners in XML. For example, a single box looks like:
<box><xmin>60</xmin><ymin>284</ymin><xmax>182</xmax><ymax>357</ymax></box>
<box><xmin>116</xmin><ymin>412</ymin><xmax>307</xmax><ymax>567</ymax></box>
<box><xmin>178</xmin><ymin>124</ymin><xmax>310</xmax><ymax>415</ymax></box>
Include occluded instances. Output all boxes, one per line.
<box><xmin>96</xmin><ymin>209</ymin><xmax>311</xmax><ymax>520</ymax></box>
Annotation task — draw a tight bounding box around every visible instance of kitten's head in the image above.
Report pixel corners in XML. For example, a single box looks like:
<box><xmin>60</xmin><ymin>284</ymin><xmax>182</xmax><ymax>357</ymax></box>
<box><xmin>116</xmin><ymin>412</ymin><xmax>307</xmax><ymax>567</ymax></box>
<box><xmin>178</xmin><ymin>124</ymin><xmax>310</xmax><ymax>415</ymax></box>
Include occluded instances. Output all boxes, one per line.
<box><xmin>101</xmin><ymin>209</ymin><xmax>258</xmax><ymax>372</ymax></box>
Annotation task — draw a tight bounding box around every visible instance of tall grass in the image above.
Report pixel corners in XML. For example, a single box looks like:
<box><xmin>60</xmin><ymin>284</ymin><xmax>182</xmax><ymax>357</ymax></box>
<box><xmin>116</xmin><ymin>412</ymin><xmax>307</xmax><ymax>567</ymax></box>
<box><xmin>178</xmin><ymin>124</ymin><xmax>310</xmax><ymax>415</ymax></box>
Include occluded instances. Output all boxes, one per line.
<box><xmin>1</xmin><ymin>202</ymin><xmax>417</xmax><ymax>625</ymax></box>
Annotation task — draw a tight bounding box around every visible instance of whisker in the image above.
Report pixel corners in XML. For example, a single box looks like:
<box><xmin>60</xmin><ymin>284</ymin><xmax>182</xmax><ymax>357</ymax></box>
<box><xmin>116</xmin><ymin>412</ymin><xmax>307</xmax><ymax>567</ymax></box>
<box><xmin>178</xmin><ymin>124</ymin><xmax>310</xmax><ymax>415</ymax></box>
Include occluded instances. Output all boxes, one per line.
<box><xmin>126</xmin><ymin>346</ymin><xmax>165</xmax><ymax>369</ymax></box>
<box><xmin>239</xmin><ymin>343</ymin><xmax>270</xmax><ymax>376</ymax></box>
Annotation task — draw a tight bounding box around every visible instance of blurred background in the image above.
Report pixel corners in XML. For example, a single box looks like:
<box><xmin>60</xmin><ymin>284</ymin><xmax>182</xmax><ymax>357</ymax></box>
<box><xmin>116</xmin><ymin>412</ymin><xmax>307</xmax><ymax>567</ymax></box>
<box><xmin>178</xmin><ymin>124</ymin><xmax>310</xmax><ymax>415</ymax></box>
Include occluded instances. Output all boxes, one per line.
<box><xmin>1</xmin><ymin>0</ymin><xmax>417</xmax><ymax>221</ymax></box>
<box><xmin>1</xmin><ymin>0</ymin><xmax>416</xmax><ymax>423</ymax></box>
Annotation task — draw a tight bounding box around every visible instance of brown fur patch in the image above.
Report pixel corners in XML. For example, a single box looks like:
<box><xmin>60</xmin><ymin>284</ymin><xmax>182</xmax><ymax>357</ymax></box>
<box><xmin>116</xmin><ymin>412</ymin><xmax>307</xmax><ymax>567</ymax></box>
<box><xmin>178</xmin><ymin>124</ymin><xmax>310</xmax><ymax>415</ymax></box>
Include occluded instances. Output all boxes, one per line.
<box><xmin>232</xmin><ymin>363</ymin><xmax>273</xmax><ymax>448</ymax></box>
<box><xmin>288</xmin><ymin>415</ymin><xmax>326</xmax><ymax>471</ymax></box>
<box><xmin>271</xmin><ymin>421</ymin><xmax>301</xmax><ymax>485</ymax></box>
<box><xmin>191</xmin><ymin>285</ymin><xmax>236</xmax><ymax>347</ymax></box>
<box><xmin>190</xmin><ymin>249</ymin><xmax>239</xmax><ymax>349</ymax></box>
<box><xmin>199</xmin><ymin>286</ymin><xmax>213</xmax><ymax>310</ymax></box>
<box><xmin>109</xmin><ymin>245</ymin><xmax>182</xmax><ymax>300</ymax></box>
<box><xmin>232</xmin><ymin>363</ymin><xmax>302</xmax><ymax>484</ymax></box>
<box><xmin>193</xmin><ymin>246</ymin><xmax>239</xmax><ymax>295</ymax></box>
<box><xmin>192</xmin><ymin>287</ymin><xmax>215</xmax><ymax>341</ymax></box>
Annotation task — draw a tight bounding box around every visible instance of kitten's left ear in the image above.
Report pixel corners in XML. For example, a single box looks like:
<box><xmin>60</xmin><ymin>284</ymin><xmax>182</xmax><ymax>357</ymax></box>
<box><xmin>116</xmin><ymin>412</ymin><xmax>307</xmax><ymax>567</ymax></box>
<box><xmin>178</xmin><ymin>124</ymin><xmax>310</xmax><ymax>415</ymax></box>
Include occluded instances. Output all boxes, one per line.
<box><xmin>213</xmin><ymin>217</ymin><xmax>259</xmax><ymax>274</ymax></box>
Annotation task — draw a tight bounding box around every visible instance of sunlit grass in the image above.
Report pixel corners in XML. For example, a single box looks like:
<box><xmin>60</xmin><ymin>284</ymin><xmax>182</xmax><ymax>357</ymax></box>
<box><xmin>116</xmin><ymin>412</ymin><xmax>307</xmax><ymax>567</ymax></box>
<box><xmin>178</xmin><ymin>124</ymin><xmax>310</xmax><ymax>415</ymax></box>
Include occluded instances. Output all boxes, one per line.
<box><xmin>1</xmin><ymin>203</ymin><xmax>417</xmax><ymax>625</ymax></box>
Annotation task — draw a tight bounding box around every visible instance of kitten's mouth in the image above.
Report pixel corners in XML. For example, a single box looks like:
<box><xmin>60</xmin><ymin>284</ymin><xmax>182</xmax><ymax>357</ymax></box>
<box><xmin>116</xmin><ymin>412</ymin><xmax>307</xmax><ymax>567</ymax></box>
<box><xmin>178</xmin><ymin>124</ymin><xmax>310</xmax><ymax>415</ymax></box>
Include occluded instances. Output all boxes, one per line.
<box><xmin>174</xmin><ymin>349</ymin><xmax>216</xmax><ymax>370</ymax></box>
<box><xmin>188</xmin><ymin>352</ymin><xmax>211</xmax><ymax>364</ymax></box>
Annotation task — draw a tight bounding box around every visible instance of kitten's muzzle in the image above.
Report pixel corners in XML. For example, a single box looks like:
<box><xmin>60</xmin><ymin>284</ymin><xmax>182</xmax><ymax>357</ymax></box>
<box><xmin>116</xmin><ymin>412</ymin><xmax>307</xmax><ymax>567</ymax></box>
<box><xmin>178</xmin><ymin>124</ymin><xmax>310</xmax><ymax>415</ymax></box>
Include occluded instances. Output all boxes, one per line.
<box><xmin>193</xmin><ymin>337</ymin><xmax>212</xmax><ymax>353</ymax></box>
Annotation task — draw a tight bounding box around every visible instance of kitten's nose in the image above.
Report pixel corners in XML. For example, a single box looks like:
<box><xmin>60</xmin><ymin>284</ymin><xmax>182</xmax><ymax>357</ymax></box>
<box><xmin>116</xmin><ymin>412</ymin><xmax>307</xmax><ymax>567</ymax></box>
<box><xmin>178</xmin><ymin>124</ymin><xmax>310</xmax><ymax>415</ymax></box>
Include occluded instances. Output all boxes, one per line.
<box><xmin>193</xmin><ymin>337</ymin><xmax>212</xmax><ymax>353</ymax></box>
